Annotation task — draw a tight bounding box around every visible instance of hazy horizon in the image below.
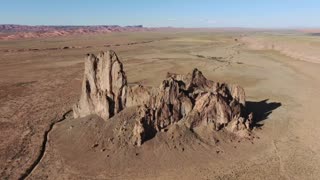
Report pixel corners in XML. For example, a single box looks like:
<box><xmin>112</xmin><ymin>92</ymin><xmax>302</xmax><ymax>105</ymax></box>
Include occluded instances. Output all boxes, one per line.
<box><xmin>0</xmin><ymin>0</ymin><xmax>319</xmax><ymax>28</ymax></box>
<box><xmin>1</xmin><ymin>24</ymin><xmax>320</xmax><ymax>30</ymax></box>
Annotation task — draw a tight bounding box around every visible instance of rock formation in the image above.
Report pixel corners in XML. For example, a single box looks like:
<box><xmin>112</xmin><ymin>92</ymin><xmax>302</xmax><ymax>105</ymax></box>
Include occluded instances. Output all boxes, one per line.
<box><xmin>74</xmin><ymin>50</ymin><xmax>253</xmax><ymax>146</ymax></box>
<box><xmin>132</xmin><ymin>69</ymin><xmax>252</xmax><ymax>145</ymax></box>
<box><xmin>73</xmin><ymin>50</ymin><xmax>127</xmax><ymax>120</ymax></box>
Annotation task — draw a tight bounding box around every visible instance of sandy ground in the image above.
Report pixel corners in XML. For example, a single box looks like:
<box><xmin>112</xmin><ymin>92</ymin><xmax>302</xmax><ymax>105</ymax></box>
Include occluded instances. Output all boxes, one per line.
<box><xmin>241</xmin><ymin>33</ymin><xmax>320</xmax><ymax>64</ymax></box>
<box><xmin>0</xmin><ymin>31</ymin><xmax>320</xmax><ymax>179</ymax></box>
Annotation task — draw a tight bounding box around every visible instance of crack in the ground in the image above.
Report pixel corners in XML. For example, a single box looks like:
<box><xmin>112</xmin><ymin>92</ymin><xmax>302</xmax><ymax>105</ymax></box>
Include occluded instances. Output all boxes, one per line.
<box><xmin>18</xmin><ymin>109</ymin><xmax>73</xmax><ymax>180</ymax></box>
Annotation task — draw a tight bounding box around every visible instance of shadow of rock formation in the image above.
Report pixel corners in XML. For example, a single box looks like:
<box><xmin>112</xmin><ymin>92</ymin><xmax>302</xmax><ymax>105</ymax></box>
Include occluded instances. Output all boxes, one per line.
<box><xmin>246</xmin><ymin>99</ymin><xmax>281</xmax><ymax>127</ymax></box>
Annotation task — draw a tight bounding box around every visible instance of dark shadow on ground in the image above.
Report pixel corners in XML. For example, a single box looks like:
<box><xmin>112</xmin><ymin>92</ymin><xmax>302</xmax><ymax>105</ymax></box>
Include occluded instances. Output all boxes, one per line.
<box><xmin>246</xmin><ymin>99</ymin><xmax>282</xmax><ymax>127</ymax></box>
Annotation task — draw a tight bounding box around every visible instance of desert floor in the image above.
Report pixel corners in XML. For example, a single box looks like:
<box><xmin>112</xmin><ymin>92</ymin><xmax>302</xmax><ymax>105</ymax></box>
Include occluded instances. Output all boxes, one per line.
<box><xmin>0</xmin><ymin>31</ymin><xmax>320</xmax><ymax>179</ymax></box>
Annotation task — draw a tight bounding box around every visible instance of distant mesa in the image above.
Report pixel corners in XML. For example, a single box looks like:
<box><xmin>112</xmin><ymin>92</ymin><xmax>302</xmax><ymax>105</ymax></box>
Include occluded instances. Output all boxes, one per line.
<box><xmin>0</xmin><ymin>24</ymin><xmax>149</xmax><ymax>40</ymax></box>
<box><xmin>310</xmin><ymin>33</ymin><xmax>320</xmax><ymax>36</ymax></box>
<box><xmin>73</xmin><ymin>50</ymin><xmax>254</xmax><ymax>146</ymax></box>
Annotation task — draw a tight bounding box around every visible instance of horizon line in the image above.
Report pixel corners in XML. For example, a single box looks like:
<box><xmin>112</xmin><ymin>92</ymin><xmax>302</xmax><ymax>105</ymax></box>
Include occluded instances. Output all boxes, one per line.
<box><xmin>1</xmin><ymin>24</ymin><xmax>320</xmax><ymax>30</ymax></box>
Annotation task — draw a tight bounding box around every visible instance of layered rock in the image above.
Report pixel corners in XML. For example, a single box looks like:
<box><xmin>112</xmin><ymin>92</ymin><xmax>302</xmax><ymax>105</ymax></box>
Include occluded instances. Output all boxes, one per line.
<box><xmin>74</xmin><ymin>50</ymin><xmax>253</xmax><ymax>147</ymax></box>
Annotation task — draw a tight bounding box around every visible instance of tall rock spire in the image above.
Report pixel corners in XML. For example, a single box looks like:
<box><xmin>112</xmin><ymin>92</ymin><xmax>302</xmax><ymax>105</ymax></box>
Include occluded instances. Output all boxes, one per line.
<box><xmin>73</xmin><ymin>50</ymin><xmax>127</xmax><ymax>120</ymax></box>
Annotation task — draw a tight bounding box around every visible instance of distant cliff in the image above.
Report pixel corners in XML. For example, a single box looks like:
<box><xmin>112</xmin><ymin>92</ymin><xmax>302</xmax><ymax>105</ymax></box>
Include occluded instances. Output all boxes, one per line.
<box><xmin>0</xmin><ymin>24</ymin><xmax>150</xmax><ymax>40</ymax></box>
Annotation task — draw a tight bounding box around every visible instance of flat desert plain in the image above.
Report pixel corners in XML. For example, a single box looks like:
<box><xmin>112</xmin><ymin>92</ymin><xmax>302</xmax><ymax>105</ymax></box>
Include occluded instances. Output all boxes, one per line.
<box><xmin>0</xmin><ymin>30</ymin><xmax>320</xmax><ymax>179</ymax></box>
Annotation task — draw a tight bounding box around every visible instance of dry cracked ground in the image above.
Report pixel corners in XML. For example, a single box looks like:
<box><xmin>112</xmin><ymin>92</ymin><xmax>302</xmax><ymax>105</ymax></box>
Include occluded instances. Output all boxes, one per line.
<box><xmin>0</xmin><ymin>30</ymin><xmax>320</xmax><ymax>179</ymax></box>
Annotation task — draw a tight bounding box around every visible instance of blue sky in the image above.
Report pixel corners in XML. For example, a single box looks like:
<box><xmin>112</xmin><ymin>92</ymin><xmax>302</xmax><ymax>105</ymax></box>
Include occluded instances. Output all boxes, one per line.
<box><xmin>0</xmin><ymin>0</ymin><xmax>319</xmax><ymax>28</ymax></box>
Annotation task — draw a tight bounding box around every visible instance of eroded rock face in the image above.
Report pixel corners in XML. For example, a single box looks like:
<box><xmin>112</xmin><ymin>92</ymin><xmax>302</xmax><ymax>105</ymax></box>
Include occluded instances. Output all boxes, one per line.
<box><xmin>74</xmin><ymin>50</ymin><xmax>252</xmax><ymax>147</ymax></box>
<box><xmin>132</xmin><ymin>69</ymin><xmax>251</xmax><ymax>146</ymax></box>
<box><xmin>126</xmin><ymin>85</ymin><xmax>152</xmax><ymax>108</ymax></box>
<box><xmin>73</xmin><ymin>50</ymin><xmax>127</xmax><ymax>120</ymax></box>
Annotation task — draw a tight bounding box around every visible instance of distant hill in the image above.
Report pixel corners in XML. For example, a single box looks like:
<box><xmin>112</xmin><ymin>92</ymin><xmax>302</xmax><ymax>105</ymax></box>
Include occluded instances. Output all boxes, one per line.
<box><xmin>0</xmin><ymin>24</ymin><xmax>149</xmax><ymax>40</ymax></box>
